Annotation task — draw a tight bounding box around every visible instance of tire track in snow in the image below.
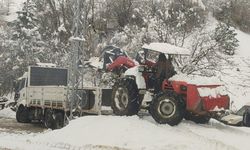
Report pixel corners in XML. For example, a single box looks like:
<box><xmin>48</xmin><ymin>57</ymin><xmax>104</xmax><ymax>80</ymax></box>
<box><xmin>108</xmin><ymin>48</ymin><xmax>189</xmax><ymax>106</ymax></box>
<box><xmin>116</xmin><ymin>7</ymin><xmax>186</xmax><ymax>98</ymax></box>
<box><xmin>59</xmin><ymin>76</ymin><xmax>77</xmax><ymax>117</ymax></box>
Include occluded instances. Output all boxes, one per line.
<box><xmin>175</xmin><ymin>122</ymin><xmax>238</xmax><ymax>150</ymax></box>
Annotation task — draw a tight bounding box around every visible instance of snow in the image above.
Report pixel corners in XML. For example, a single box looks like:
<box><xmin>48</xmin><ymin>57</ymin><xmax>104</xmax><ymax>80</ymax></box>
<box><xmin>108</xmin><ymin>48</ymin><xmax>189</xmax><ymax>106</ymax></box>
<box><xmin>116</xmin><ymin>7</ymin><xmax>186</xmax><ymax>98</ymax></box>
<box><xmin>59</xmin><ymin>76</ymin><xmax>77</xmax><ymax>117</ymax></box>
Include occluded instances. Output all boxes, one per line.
<box><xmin>198</xmin><ymin>87</ymin><xmax>227</xmax><ymax>98</ymax></box>
<box><xmin>0</xmin><ymin>108</ymin><xmax>15</xmax><ymax>119</ymax></box>
<box><xmin>235</xmin><ymin>30</ymin><xmax>250</xmax><ymax>57</ymax></box>
<box><xmin>1</xmin><ymin>116</ymin><xmax>250</xmax><ymax>150</ymax></box>
<box><xmin>170</xmin><ymin>74</ymin><xmax>222</xmax><ymax>85</ymax></box>
<box><xmin>124</xmin><ymin>66</ymin><xmax>146</xmax><ymax>89</ymax></box>
<box><xmin>69</xmin><ymin>36</ymin><xmax>86</xmax><ymax>42</ymax></box>
<box><xmin>87</xmin><ymin>57</ymin><xmax>103</xmax><ymax>69</ymax></box>
<box><xmin>3</xmin><ymin>0</ymin><xmax>26</xmax><ymax>22</ymax></box>
<box><xmin>58</xmin><ymin>24</ymin><xmax>67</xmax><ymax>32</ymax></box>
<box><xmin>36</xmin><ymin>63</ymin><xmax>57</xmax><ymax>68</ymax></box>
<box><xmin>191</xmin><ymin>0</ymin><xmax>206</xmax><ymax>10</ymax></box>
<box><xmin>142</xmin><ymin>43</ymin><xmax>190</xmax><ymax>55</ymax></box>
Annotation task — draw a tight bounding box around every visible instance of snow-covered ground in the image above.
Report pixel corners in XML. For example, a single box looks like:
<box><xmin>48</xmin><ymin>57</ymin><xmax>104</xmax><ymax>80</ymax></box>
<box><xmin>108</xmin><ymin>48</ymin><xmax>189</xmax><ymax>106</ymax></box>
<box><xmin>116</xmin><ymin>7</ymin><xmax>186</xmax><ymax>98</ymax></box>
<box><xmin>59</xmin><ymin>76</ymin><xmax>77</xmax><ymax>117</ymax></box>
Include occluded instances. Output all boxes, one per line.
<box><xmin>1</xmin><ymin>115</ymin><xmax>250</xmax><ymax>150</ymax></box>
<box><xmin>2</xmin><ymin>0</ymin><xmax>26</xmax><ymax>22</ymax></box>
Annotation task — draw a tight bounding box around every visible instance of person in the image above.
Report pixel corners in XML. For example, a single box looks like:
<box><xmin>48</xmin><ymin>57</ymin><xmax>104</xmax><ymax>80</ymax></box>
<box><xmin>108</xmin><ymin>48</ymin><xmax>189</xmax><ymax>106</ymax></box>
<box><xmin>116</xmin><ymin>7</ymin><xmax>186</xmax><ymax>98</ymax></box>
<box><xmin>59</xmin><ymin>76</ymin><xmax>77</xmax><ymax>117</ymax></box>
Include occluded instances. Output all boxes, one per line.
<box><xmin>154</xmin><ymin>53</ymin><xmax>175</xmax><ymax>80</ymax></box>
<box><xmin>153</xmin><ymin>53</ymin><xmax>176</xmax><ymax>92</ymax></box>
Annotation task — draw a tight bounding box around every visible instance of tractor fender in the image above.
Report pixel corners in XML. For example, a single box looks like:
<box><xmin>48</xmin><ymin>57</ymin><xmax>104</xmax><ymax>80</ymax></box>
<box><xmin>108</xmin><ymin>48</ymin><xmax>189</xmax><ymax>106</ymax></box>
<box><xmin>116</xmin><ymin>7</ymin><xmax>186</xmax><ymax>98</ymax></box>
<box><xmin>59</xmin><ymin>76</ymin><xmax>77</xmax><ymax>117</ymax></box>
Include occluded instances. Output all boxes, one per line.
<box><xmin>124</xmin><ymin>66</ymin><xmax>146</xmax><ymax>89</ymax></box>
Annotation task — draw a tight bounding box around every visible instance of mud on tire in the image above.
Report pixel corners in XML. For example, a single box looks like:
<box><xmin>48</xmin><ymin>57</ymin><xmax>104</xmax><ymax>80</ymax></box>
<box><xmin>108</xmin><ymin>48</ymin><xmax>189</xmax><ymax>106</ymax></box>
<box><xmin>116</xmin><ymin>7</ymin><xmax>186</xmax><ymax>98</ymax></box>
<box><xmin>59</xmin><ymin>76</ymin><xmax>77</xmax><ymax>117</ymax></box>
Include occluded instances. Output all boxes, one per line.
<box><xmin>111</xmin><ymin>78</ymin><xmax>141</xmax><ymax>116</ymax></box>
<box><xmin>150</xmin><ymin>92</ymin><xmax>185</xmax><ymax>126</ymax></box>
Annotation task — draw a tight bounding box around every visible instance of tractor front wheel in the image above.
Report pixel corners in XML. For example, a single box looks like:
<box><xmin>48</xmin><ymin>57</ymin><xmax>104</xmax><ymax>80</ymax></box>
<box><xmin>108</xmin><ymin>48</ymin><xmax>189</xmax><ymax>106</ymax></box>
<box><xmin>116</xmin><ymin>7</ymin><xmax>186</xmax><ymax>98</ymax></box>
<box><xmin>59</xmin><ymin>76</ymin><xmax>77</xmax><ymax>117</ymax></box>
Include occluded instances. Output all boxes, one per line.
<box><xmin>111</xmin><ymin>78</ymin><xmax>141</xmax><ymax>116</ymax></box>
<box><xmin>150</xmin><ymin>92</ymin><xmax>184</xmax><ymax>126</ymax></box>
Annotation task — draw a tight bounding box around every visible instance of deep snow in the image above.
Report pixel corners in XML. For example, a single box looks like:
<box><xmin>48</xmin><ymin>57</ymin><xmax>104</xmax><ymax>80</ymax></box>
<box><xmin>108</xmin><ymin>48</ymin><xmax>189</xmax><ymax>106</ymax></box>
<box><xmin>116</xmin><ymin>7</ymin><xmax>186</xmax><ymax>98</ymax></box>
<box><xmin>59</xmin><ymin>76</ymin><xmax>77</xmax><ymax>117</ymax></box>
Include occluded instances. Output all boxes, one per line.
<box><xmin>2</xmin><ymin>115</ymin><xmax>250</xmax><ymax>150</ymax></box>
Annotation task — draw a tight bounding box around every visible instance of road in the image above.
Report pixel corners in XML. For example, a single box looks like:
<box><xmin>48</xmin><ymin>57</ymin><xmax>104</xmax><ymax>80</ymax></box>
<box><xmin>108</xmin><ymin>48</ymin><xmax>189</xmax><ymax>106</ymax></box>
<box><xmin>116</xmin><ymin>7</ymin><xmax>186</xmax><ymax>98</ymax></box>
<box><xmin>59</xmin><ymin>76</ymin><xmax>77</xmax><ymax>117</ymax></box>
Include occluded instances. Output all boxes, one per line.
<box><xmin>0</xmin><ymin>117</ymin><xmax>46</xmax><ymax>134</ymax></box>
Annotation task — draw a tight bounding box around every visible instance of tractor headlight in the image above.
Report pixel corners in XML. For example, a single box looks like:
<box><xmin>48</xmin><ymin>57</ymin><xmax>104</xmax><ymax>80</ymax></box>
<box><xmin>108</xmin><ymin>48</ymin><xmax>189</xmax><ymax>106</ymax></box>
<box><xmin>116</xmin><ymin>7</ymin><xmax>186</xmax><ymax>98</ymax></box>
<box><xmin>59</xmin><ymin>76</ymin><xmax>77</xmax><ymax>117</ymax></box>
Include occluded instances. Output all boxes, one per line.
<box><xmin>180</xmin><ymin>85</ymin><xmax>187</xmax><ymax>91</ymax></box>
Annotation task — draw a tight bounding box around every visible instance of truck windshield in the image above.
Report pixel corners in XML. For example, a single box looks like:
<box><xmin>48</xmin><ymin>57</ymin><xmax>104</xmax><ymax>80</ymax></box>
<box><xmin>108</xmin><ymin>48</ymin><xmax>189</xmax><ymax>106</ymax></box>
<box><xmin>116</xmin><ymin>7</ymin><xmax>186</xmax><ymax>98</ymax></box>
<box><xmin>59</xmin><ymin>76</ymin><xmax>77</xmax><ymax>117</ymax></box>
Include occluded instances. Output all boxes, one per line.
<box><xmin>15</xmin><ymin>78</ymin><xmax>25</xmax><ymax>92</ymax></box>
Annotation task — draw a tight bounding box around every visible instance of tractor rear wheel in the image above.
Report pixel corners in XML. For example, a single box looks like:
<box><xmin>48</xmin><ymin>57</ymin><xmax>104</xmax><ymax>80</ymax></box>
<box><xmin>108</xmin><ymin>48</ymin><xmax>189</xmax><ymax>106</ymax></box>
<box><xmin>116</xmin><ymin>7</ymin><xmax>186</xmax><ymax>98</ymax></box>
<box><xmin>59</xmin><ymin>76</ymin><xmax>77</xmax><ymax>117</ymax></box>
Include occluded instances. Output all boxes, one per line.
<box><xmin>111</xmin><ymin>78</ymin><xmax>141</xmax><ymax>116</ymax></box>
<box><xmin>184</xmin><ymin>112</ymin><xmax>210</xmax><ymax>124</ymax></box>
<box><xmin>16</xmin><ymin>105</ymin><xmax>31</xmax><ymax>123</ymax></box>
<box><xmin>150</xmin><ymin>92</ymin><xmax>184</xmax><ymax>126</ymax></box>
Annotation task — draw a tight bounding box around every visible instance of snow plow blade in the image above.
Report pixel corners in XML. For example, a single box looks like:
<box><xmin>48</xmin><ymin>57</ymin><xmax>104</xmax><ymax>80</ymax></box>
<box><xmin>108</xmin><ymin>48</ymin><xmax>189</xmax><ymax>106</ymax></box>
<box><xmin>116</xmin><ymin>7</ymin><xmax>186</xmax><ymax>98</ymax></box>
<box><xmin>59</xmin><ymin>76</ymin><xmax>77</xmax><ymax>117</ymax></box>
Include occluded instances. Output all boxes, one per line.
<box><xmin>186</xmin><ymin>85</ymin><xmax>230</xmax><ymax>114</ymax></box>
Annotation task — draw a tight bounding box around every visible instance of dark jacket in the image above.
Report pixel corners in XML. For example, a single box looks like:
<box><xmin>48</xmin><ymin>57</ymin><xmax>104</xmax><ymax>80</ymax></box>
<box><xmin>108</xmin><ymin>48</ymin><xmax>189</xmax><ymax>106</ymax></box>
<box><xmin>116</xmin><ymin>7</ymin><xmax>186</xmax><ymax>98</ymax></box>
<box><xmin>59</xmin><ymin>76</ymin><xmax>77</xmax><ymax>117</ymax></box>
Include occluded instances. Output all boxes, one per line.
<box><xmin>154</xmin><ymin>60</ymin><xmax>175</xmax><ymax>79</ymax></box>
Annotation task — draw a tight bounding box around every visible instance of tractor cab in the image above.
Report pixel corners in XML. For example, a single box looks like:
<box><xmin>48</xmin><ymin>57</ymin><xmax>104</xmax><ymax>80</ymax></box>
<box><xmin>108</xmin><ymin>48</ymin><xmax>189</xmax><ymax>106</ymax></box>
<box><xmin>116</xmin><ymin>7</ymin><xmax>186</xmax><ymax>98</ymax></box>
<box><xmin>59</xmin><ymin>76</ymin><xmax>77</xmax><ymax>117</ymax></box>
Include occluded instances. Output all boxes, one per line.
<box><xmin>136</xmin><ymin>43</ymin><xmax>189</xmax><ymax>91</ymax></box>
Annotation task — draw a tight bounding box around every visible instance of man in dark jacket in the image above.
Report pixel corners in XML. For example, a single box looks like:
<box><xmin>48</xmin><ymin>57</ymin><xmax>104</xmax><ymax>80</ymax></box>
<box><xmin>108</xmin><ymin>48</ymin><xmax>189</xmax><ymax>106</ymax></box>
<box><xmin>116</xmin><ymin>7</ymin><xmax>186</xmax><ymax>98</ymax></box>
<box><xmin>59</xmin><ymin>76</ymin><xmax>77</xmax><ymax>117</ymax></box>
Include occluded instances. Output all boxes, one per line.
<box><xmin>153</xmin><ymin>53</ymin><xmax>176</xmax><ymax>92</ymax></box>
<box><xmin>154</xmin><ymin>53</ymin><xmax>175</xmax><ymax>80</ymax></box>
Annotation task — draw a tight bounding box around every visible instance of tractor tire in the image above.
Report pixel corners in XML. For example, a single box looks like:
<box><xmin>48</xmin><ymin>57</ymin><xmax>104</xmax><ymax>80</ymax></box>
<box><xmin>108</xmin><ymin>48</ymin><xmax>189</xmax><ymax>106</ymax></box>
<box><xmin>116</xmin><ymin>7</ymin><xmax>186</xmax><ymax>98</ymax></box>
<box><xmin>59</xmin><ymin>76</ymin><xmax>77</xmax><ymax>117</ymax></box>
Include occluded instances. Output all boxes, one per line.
<box><xmin>150</xmin><ymin>92</ymin><xmax>185</xmax><ymax>126</ymax></box>
<box><xmin>16</xmin><ymin>105</ymin><xmax>31</xmax><ymax>123</ymax></box>
<box><xmin>184</xmin><ymin>112</ymin><xmax>210</xmax><ymax>124</ymax></box>
<box><xmin>111</xmin><ymin>78</ymin><xmax>141</xmax><ymax>116</ymax></box>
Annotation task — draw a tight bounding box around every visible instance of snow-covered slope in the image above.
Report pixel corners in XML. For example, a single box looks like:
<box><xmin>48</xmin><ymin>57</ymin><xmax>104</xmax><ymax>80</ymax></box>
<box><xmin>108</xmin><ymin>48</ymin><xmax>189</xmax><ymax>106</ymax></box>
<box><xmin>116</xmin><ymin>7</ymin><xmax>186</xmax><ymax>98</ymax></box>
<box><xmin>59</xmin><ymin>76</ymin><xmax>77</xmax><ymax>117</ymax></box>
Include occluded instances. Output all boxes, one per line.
<box><xmin>219</xmin><ymin>30</ymin><xmax>250</xmax><ymax>110</ymax></box>
<box><xmin>3</xmin><ymin>0</ymin><xmax>26</xmax><ymax>22</ymax></box>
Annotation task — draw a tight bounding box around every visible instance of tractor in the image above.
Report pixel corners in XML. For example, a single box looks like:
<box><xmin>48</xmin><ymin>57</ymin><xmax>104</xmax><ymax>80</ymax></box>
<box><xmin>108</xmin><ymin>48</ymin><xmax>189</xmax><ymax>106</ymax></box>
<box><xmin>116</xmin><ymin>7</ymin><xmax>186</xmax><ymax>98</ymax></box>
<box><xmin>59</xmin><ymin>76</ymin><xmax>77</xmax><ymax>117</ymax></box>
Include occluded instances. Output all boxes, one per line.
<box><xmin>111</xmin><ymin>43</ymin><xmax>230</xmax><ymax>126</ymax></box>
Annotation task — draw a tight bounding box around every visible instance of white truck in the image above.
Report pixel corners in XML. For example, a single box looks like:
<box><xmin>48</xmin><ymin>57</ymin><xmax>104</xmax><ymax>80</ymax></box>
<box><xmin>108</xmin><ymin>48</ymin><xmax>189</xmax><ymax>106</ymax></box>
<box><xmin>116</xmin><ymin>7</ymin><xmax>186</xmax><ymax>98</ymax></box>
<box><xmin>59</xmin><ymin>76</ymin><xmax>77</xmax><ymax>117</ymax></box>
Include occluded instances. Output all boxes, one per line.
<box><xmin>14</xmin><ymin>64</ymin><xmax>112</xmax><ymax>129</ymax></box>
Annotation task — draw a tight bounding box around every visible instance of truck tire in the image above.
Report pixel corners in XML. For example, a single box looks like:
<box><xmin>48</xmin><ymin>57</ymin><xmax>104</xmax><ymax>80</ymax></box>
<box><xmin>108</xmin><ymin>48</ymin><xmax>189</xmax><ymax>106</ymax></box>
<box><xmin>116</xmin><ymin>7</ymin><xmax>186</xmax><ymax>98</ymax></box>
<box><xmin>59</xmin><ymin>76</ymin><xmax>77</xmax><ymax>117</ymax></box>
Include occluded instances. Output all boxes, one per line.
<box><xmin>111</xmin><ymin>78</ymin><xmax>141</xmax><ymax>116</ymax></box>
<box><xmin>184</xmin><ymin>112</ymin><xmax>210</xmax><ymax>124</ymax></box>
<box><xmin>54</xmin><ymin>112</ymin><xmax>65</xmax><ymax>129</ymax></box>
<box><xmin>44</xmin><ymin>109</ymin><xmax>55</xmax><ymax>129</ymax></box>
<box><xmin>150</xmin><ymin>92</ymin><xmax>184</xmax><ymax>126</ymax></box>
<box><xmin>16</xmin><ymin>105</ymin><xmax>31</xmax><ymax>123</ymax></box>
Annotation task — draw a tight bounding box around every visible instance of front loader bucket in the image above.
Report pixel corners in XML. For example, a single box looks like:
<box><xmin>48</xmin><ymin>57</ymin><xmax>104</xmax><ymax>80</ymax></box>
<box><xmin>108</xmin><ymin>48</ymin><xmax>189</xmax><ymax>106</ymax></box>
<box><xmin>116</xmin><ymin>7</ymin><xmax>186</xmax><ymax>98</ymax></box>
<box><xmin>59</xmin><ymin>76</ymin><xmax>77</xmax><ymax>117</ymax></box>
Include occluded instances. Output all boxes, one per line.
<box><xmin>186</xmin><ymin>85</ymin><xmax>230</xmax><ymax>113</ymax></box>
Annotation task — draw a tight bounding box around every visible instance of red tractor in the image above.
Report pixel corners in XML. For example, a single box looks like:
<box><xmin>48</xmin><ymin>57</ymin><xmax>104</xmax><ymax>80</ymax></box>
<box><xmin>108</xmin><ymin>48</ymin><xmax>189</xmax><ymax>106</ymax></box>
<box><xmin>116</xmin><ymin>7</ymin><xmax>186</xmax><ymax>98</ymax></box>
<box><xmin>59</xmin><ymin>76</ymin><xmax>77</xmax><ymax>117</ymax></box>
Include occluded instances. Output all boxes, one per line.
<box><xmin>111</xmin><ymin>43</ymin><xmax>230</xmax><ymax>126</ymax></box>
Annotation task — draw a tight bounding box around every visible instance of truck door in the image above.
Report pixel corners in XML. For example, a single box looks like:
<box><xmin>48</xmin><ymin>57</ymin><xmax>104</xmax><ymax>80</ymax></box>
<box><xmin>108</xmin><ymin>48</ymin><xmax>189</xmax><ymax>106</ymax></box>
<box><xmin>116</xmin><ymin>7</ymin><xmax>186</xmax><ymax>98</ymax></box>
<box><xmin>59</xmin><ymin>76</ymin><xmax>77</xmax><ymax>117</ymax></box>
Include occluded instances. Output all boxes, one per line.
<box><xmin>15</xmin><ymin>78</ymin><xmax>27</xmax><ymax>103</ymax></box>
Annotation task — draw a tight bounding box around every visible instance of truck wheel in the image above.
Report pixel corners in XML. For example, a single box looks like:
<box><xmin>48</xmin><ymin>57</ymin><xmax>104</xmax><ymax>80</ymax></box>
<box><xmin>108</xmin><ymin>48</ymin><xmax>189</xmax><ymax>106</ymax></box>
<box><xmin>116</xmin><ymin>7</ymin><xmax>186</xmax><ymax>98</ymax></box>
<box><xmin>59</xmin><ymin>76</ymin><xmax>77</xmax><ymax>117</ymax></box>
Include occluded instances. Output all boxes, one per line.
<box><xmin>150</xmin><ymin>92</ymin><xmax>184</xmax><ymax>126</ymax></box>
<box><xmin>16</xmin><ymin>105</ymin><xmax>31</xmax><ymax>123</ymax></box>
<box><xmin>54</xmin><ymin>112</ymin><xmax>65</xmax><ymax>129</ymax></box>
<box><xmin>44</xmin><ymin>109</ymin><xmax>55</xmax><ymax>129</ymax></box>
<box><xmin>184</xmin><ymin>112</ymin><xmax>210</xmax><ymax>124</ymax></box>
<box><xmin>111</xmin><ymin>78</ymin><xmax>141</xmax><ymax>116</ymax></box>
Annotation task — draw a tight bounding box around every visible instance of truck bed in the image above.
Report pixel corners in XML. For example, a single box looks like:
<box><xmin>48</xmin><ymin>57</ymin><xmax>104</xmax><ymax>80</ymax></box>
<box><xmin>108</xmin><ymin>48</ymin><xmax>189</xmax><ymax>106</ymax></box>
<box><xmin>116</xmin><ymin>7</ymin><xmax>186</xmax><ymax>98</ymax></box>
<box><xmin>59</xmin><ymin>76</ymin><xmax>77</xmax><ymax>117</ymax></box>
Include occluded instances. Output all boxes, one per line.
<box><xmin>27</xmin><ymin>86</ymin><xmax>68</xmax><ymax>110</ymax></box>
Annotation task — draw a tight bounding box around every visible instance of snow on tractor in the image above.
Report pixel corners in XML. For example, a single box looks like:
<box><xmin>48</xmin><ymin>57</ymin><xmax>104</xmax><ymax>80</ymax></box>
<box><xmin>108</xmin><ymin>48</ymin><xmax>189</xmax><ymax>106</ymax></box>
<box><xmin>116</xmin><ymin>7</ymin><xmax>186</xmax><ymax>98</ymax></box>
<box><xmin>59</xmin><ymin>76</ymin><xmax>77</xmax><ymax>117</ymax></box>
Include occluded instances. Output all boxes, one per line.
<box><xmin>111</xmin><ymin>43</ymin><xmax>230</xmax><ymax>126</ymax></box>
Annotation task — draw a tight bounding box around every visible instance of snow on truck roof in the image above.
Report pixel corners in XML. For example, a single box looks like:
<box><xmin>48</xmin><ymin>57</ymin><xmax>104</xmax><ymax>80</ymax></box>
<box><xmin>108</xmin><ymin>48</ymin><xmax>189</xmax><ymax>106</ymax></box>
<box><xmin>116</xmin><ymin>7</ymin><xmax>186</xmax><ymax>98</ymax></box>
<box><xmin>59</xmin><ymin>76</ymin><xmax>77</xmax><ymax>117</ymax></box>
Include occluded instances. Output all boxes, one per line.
<box><xmin>142</xmin><ymin>43</ymin><xmax>190</xmax><ymax>55</ymax></box>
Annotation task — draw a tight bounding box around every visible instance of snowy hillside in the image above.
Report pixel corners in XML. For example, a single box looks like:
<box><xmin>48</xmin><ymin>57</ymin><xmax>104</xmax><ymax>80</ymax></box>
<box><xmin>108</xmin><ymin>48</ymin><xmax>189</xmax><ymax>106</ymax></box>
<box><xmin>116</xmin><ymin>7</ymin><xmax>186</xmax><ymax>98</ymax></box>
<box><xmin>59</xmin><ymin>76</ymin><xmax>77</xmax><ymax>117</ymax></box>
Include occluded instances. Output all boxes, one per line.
<box><xmin>218</xmin><ymin>30</ymin><xmax>250</xmax><ymax>109</ymax></box>
<box><xmin>3</xmin><ymin>0</ymin><xmax>26</xmax><ymax>22</ymax></box>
